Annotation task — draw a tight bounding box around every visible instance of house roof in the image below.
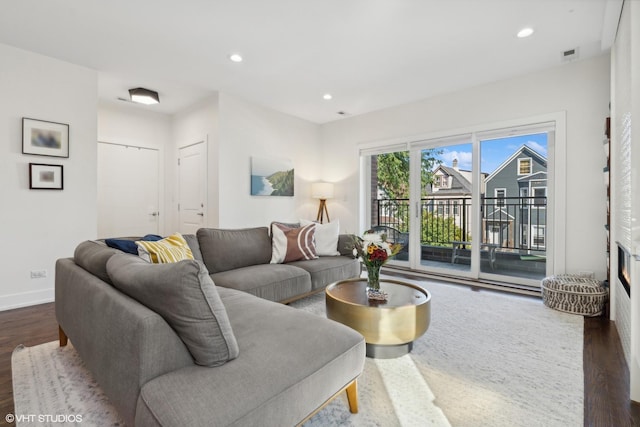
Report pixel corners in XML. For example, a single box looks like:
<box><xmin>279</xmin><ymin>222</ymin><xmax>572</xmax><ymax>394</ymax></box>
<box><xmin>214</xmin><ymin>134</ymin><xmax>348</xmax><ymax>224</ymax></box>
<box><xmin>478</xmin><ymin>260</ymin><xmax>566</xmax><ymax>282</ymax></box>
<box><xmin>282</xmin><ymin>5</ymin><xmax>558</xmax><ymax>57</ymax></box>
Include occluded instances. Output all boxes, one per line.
<box><xmin>486</xmin><ymin>208</ymin><xmax>515</xmax><ymax>221</ymax></box>
<box><xmin>517</xmin><ymin>171</ymin><xmax>548</xmax><ymax>182</ymax></box>
<box><xmin>433</xmin><ymin>165</ymin><xmax>473</xmax><ymax>195</ymax></box>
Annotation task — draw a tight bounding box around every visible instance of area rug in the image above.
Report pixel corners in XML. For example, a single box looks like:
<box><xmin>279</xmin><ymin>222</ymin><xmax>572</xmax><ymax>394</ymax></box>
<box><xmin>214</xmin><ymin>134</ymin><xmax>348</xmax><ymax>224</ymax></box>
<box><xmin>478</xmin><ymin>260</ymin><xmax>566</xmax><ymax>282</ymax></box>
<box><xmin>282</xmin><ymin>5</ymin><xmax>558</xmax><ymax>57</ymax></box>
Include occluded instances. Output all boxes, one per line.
<box><xmin>12</xmin><ymin>278</ymin><xmax>584</xmax><ymax>427</ymax></box>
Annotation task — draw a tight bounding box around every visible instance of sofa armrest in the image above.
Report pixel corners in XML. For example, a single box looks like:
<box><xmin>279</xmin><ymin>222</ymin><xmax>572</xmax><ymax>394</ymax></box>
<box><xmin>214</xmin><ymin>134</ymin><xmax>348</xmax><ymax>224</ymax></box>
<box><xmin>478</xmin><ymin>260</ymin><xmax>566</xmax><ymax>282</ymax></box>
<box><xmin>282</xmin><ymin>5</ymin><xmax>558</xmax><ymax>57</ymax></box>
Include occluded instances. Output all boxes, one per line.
<box><xmin>55</xmin><ymin>258</ymin><xmax>194</xmax><ymax>426</ymax></box>
<box><xmin>337</xmin><ymin>234</ymin><xmax>356</xmax><ymax>257</ymax></box>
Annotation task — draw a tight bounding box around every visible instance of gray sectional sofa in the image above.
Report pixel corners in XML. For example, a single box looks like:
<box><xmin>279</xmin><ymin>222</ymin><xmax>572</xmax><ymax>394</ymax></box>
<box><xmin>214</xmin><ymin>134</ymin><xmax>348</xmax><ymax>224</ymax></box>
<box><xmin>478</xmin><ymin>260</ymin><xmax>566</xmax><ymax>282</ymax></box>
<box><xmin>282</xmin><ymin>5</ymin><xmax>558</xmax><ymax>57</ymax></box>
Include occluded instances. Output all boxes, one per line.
<box><xmin>55</xmin><ymin>226</ymin><xmax>364</xmax><ymax>426</ymax></box>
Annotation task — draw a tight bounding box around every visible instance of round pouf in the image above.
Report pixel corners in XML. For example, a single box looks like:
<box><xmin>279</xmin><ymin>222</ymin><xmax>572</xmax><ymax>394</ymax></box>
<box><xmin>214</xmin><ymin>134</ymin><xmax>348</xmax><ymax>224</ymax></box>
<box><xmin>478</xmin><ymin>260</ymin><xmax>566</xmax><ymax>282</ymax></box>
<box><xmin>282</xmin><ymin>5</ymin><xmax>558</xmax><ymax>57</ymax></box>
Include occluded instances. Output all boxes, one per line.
<box><xmin>541</xmin><ymin>275</ymin><xmax>608</xmax><ymax>316</ymax></box>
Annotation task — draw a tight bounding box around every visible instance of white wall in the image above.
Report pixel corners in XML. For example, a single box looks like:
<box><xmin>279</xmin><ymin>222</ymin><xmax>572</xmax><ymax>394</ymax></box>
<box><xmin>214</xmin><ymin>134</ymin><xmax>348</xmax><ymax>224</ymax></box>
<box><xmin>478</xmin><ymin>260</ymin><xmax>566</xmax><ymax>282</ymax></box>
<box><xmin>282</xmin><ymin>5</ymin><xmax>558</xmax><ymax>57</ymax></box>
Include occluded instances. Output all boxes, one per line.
<box><xmin>97</xmin><ymin>101</ymin><xmax>172</xmax><ymax>233</ymax></box>
<box><xmin>98</xmin><ymin>101</ymin><xmax>171</xmax><ymax>149</ymax></box>
<box><xmin>321</xmin><ymin>54</ymin><xmax>611</xmax><ymax>277</ymax></box>
<box><xmin>217</xmin><ymin>93</ymin><xmax>321</xmax><ymax>228</ymax></box>
<box><xmin>0</xmin><ymin>43</ymin><xmax>97</xmax><ymax>310</ymax></box>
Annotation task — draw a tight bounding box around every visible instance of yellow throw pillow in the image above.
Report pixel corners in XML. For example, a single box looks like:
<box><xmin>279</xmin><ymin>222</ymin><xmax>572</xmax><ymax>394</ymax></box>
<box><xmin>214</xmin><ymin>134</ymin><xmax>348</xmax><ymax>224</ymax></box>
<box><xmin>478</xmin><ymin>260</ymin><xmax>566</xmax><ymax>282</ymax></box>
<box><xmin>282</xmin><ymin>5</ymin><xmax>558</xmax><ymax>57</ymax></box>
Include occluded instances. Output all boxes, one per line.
<box><xmin>136</xmin><ymin>233</ymin><xmax>194</xmax><ymax>264</ymax></box>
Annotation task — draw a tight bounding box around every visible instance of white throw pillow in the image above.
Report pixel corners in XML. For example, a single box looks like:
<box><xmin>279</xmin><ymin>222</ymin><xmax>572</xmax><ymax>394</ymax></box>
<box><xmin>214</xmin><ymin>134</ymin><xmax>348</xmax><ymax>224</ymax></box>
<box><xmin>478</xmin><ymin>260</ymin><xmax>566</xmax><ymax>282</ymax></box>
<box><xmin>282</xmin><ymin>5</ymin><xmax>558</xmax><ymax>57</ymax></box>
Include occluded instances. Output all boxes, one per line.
<box><xmin>300</xmin><ymin>219</ymin><xmax>340</xmax><ymax>256</ymax></box>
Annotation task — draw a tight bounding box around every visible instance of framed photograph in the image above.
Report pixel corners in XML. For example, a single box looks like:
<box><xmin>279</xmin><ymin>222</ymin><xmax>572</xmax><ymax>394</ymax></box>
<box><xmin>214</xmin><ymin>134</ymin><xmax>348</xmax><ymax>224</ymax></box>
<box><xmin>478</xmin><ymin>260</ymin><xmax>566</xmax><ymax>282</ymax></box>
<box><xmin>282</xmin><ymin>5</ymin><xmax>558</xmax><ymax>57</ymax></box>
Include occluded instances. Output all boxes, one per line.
<box><xmin>22</xmin><ymin>118</ymin><xmax>69</xmax><ymax>158</ymax></box>
<box><xmin>29</xmin><ymin>163</ymin><xmax>63</xmax><ymax>190</ymax></box>
<box><xmin>250</xmin><ymin>157</ymin><xmax>294</xmax><ymax>196</ymax></box>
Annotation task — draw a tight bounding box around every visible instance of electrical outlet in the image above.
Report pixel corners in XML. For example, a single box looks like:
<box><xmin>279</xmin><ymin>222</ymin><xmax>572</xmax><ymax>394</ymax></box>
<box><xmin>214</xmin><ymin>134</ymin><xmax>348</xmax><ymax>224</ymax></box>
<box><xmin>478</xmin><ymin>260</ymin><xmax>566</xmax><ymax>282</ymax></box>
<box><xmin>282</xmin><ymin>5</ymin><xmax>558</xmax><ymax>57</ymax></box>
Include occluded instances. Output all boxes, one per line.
<box><xmin>30</xmin><ymin>270</ymin><xmax>47</xmax><ymax>279</ymax></box>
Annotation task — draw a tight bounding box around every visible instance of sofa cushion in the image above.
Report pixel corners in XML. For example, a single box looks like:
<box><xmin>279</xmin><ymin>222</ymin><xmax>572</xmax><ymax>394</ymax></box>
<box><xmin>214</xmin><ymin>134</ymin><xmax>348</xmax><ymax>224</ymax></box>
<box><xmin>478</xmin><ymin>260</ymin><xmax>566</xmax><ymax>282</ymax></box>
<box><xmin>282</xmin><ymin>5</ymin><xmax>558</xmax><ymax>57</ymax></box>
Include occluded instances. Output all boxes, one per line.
<box><xmin>211</xmin><ymin>264</ymin><xmax>312</xmax><ymax>302</ymax></box>
<box><xmin>136</xmin><ymin>286</ymin><xmax>365</xmax><ymax>427</ymax></box>
<box><xmin>182</xmin><ymin>233</ymin><xmax>204</xmax><ymax>263</ymax></box>
<box><xmin>300</xmin><ymin>219</ymin><xmax>340</xmax><ymax>256</ymax></box>
<box><xmin>74</xmin><ymin>240</ymin><xmax>123</xmax><ymax>285</ymax></box>
<box><xmin>197</xmin><ymin>227</ymin><xmax>271</xmax><ymax>273</ymax></box>
<box><xmin>106</xmin><ymin>254</ymin><xmax>239</xmax><ymax>367</ymax></box>
<box><xmin>136</xmin><ymin>233</ymin><xmax>194</xmax><ymax>263</ymax></box>
<box><xmin>288</xmin><ymin>256</ymin><xmax>361</xmax><ymax>290</ymax></box>
<box><xmin>270</xmin><ymin>223</ymin><xmax>318</xmax><ymax>263</ymax></box>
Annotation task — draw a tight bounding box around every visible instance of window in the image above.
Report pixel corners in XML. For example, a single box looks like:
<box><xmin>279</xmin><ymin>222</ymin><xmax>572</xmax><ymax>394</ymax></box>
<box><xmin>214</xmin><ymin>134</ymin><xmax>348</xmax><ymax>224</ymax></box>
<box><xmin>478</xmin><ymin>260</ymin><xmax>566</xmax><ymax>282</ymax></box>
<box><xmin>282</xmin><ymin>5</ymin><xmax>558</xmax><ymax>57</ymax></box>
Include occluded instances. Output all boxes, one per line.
<box><xmin>531</xmin><ymin>225</ymin><xmax>546</xmax><ymax>249</ymax></box>
<box><xmin>532</xmin><ymin>187</ymin><xmax>546</xmax><ymax>207</ymax></box>
<box><xmin>518</xmin><ymin>158</ymin><xmax>532</xmax><ymax>175</ymax></box>
<box><xmin>362</xmin><ymin>116</ymin><xmax>557</xmax><ymax>283</ymax></box>
<box><xmin>438</xmin><ymin>201</ymin><xmax>446</xmax><ymax>215</ymax></box>
<box><xmin>520</xmin><ymin>225</ymin><xmax>528</xmax><ymax>247</ymax></box>
<box><xmin>433</xmin><ymin>175</ymin><xmax>447</xmax><ymax>189</ymax></box>
<box><xmin>519</xmin><ymin>187</ymin><xmax>529</xmax><ymax>208</ymax></box>
<box><xmin>495</xmin><ymin>188</ymin><xmax>506</xmax><ymax>206</ymax></box>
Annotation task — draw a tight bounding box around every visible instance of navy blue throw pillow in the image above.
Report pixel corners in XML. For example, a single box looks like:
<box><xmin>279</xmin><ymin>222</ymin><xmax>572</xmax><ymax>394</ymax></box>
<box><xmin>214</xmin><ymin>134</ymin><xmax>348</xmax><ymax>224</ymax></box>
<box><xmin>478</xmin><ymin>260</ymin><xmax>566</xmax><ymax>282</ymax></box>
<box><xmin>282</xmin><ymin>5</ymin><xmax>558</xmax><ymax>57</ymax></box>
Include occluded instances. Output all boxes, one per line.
<box><xmin>105</xmin><ymin>234</ymin><xmax>163</xmax><ymax>255</ymax></box>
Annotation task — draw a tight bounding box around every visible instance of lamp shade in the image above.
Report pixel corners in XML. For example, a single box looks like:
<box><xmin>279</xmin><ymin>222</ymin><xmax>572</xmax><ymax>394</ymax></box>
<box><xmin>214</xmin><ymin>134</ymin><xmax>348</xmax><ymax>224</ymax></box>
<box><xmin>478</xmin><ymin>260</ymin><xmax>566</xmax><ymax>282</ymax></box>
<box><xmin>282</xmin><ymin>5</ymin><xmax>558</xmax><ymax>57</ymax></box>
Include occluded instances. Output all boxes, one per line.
<box><xmin>311</xmin><ymin>182</ymin><xmax>334</xmax><ymax>199</ymax></box>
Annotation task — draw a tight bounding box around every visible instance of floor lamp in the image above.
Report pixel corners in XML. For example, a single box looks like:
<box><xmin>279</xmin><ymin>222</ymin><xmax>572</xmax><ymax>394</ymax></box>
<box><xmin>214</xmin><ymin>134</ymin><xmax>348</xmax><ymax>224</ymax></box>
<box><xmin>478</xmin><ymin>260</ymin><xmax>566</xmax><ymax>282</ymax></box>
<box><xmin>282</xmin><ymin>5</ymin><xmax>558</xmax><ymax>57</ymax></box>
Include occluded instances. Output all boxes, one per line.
<box><xmin>311</xmin><ymin>182</ymin><xmax>334</xmax><ymax>224</ymax></box>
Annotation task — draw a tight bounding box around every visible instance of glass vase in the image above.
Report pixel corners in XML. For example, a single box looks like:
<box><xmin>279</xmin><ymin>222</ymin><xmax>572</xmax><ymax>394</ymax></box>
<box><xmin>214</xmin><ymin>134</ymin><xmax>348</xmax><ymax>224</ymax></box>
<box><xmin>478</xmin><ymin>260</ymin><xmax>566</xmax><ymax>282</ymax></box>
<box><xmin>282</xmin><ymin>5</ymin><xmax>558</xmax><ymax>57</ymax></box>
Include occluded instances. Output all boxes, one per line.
<box><xmin>366</xmin><ymin>264</ymin><xmax>381</xmax><ymax>292</ymax></box>
<box><xmin>365</xmin><ymin>264</ymin><xmax>388</xmax><ymax>301</ymax></box>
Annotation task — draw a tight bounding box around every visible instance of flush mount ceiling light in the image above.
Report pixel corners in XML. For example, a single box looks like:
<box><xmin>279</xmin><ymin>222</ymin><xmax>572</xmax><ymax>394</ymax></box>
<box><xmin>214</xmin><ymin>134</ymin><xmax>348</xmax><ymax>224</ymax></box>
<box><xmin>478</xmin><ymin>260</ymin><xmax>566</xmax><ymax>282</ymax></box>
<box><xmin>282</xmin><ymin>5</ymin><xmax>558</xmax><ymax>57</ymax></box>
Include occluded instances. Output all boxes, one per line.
<box><xmin>128</xmin><ymin>88</ymin><xmax>160</xmax><ymax>105</ymax></box>
<box><xmin>517</xmin><ymin>27</ymin><xmax>534</xmax><ymax>38</ymax></box>
<box><xmin>229</xmin><ymin>53</ymin><xmax>243</xmax><ymax>63</ymax></box>
<box><xmin>323</xmin><ymin>93</ymin><xmax>333</xmax><ymax>100</ymax></box>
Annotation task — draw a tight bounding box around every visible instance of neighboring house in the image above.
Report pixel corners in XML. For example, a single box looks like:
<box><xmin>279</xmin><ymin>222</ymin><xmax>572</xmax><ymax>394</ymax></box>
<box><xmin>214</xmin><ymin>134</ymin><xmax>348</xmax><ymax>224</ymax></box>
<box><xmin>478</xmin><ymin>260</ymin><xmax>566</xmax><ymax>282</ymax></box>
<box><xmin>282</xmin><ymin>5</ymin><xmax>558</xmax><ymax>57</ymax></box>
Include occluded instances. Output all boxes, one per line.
<box><xmin>426</xmin><ymin>159</ymin><xmax>488</xmax><ymax>241</ymax></box>
<box><xmin>484</xmin><ymin>145</ymin><xmax>547</xmax><ymax>251</ymax></box>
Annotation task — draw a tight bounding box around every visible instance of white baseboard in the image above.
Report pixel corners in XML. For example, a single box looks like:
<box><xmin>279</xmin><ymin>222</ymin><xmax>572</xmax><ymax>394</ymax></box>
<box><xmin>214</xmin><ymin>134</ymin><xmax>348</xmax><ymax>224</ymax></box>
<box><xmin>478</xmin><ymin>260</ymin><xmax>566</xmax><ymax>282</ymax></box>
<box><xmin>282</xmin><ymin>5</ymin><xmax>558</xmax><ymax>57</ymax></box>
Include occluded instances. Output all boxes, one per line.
<box><xmin>0</xmin><ymin>289</ymin><xmax>55</xmax><ymax>312</ymax></box>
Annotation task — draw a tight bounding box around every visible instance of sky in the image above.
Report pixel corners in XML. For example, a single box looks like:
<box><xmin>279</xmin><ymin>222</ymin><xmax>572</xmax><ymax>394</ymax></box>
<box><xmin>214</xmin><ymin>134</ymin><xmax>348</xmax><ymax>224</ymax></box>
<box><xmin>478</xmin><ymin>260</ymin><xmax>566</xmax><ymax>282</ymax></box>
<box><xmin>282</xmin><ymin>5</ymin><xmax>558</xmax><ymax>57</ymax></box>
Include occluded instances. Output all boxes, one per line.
<box><xmin>432</xmin><ymin>133</ymin><xmax>548</xmax><ymax>174</ymax></box>
<box><xmin>251</xmin><ymin>156</ymin><xmax>294</xmax><ymax>176</ymax></box>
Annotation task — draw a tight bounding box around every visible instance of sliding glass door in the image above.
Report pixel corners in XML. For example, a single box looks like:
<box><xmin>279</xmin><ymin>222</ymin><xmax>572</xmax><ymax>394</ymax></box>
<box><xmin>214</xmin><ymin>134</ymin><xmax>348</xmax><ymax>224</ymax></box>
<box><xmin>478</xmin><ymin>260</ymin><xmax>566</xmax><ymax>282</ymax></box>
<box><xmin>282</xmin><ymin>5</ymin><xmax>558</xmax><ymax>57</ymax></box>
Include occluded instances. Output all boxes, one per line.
<box><xmin>478</xmin><ymin>132</ymin><xmax>549</xmax><ymax>282</ymax></box>
<box><xmin>365</xmin><ymin>120</ymin><xmax>556</xmax><ymax>289</ymax></box>
<box><xmin>412</xmin><ymin>137</ymin><xmax>475</xmax><ymax>276</ymax></box>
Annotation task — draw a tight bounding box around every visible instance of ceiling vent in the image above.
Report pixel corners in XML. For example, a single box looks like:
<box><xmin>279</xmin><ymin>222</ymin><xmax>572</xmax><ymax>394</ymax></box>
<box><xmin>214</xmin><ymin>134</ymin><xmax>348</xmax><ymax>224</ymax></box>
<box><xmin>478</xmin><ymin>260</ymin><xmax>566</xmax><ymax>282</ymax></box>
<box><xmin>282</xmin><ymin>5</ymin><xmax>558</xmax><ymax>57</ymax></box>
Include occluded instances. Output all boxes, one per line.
<box><xmin>561</xmin><ymin>47</ymin><xmax>579</xmax><ymax>62</ymax></box>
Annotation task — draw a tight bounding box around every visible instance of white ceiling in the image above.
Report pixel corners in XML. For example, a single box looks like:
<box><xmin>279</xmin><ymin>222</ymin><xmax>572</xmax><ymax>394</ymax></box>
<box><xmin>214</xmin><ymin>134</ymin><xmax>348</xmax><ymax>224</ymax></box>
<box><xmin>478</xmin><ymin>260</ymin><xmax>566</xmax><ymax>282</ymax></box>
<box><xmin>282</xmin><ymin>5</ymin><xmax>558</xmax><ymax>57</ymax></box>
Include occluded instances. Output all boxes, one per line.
<box><xmin>0</xmin><ymin>0</ymin><xmax>621</xmax><ymax>124</ymax></box>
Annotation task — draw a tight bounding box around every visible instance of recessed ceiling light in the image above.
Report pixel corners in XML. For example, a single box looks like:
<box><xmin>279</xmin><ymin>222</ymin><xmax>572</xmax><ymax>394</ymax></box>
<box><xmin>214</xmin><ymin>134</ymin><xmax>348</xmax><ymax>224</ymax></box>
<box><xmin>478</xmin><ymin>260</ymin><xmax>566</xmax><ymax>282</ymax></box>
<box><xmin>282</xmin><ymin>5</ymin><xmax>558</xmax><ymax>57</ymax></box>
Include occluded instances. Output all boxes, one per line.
<box><xmin>229</xmin><ymin>53</ymin><xmax>243</xmax><ymax>63</ymax></box>
<box><xmin>517</xmin><ymin>28</ymin><xmax>534</xmax><ymax>38</ymax></box>
<box><xmin>323</xmin><ymin>93</ymin><xmax>333</xmax><ymax>100</ymax></box>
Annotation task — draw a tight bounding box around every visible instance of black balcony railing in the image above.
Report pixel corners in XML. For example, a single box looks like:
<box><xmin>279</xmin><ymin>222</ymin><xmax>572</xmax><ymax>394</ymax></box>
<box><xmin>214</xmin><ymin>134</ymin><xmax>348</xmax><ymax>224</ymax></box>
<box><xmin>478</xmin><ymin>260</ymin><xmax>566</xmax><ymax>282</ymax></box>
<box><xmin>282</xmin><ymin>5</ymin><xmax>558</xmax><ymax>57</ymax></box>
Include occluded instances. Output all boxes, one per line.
<box><xmin>373</xmin><ymin>195</ymin><xmax>547</xmax><ymax>251</ymax></box>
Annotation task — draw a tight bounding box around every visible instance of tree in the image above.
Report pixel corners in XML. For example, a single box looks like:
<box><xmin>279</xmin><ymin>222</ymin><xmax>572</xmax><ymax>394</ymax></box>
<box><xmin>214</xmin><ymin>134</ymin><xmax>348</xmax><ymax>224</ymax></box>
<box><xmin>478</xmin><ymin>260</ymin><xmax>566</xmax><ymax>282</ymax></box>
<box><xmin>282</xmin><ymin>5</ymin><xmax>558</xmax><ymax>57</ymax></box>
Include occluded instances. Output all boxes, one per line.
<box><xmin>421</xmin><ymin>211</ymin><xmax>469</xmax><ymax>246</ymax></box>
<box><xmin>376</xmin><ymin>150</ymin><xmax>442</xmax><ymax>200</ymax></box>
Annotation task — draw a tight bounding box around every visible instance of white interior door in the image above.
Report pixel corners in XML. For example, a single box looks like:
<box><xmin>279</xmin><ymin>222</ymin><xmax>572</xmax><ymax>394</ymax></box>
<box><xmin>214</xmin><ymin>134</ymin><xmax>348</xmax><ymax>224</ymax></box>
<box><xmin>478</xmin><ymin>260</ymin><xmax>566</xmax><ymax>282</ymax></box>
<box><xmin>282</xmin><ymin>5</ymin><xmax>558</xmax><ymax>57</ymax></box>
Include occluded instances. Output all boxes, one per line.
<box><xmin>178</xmin><ymin>142</ymin><xmax>206</xmax><ymax>234</ymax></box>
<box><xmin>97</xmin><ymin>142</ymin><xmax>160</xmax><ymax>237</ymax></box>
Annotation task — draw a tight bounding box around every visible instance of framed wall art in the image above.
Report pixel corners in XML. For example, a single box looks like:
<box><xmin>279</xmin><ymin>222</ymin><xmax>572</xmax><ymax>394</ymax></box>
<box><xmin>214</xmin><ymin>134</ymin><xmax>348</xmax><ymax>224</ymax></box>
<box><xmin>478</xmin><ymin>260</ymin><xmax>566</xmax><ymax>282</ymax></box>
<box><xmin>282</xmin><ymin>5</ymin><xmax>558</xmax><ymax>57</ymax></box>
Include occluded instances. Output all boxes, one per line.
<box><xmin>22</xmin><ymin>118</ymin><xmax>69</xmax><ymax>158</ymax></box>
<box><xmin>250</xmin><ymin>157</ymin><xmax>294</xmax><ymax>196</ymax></box>
<box><xmin>29</xmin><ymin>163</ymin><xmax>64</xmax><ymax>190</ymax></box>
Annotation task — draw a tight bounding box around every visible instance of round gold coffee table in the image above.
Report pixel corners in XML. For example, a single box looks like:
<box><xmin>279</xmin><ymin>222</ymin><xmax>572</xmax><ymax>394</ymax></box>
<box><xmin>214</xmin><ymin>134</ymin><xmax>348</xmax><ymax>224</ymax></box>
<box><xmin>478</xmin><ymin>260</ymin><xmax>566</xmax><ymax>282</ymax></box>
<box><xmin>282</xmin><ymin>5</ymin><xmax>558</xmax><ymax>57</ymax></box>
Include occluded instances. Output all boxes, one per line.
<box><xmin>325</xmin><ymin>278</ymin><xmax>431</xmax><ymax>358</ymax></box>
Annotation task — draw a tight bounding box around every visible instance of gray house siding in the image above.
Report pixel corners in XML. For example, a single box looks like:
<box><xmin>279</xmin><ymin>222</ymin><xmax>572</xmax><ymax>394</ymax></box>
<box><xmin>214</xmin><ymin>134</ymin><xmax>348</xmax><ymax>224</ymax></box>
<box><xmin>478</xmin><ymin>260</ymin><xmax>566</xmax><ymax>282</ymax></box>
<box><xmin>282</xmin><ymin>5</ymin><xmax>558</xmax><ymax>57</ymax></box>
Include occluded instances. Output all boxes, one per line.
<box><xmin>484</xmin><ymin>145</ymin><xmax>547</xmax><ymax>250</ymax></box>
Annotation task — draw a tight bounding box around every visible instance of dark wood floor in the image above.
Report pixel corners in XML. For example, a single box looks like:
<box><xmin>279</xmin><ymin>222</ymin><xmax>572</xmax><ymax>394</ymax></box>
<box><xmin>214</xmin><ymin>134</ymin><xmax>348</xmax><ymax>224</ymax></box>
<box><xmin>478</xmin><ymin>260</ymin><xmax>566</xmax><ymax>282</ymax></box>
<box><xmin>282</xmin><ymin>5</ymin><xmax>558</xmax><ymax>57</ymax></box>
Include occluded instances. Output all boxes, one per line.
<box><xmin>1</xmin><ymin>303</ymin><xmax>58</xmax><ymax>427</ymax></box>
<box><xmin>0</xmin><ymin>302</ymin><xmax>639</xmax><ymax>427</ymax></box>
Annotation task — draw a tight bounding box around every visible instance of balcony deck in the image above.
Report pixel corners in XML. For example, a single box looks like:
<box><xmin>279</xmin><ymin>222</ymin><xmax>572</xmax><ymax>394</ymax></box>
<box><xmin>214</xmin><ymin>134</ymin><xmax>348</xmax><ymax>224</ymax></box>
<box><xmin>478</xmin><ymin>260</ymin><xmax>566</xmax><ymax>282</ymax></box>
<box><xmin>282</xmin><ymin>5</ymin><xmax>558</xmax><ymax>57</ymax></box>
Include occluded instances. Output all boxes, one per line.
<box><xmin>373</xmin><ymin>195</ymin><xmax>547</xmax><ymax>284</ymax></box>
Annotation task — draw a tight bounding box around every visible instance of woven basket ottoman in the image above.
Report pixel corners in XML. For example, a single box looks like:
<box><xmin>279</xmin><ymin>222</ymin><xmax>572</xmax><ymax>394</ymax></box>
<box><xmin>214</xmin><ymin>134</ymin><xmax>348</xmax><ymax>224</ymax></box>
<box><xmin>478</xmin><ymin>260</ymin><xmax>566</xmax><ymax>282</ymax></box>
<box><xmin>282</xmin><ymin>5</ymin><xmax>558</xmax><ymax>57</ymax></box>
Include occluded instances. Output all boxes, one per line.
<box><xmin>541</xmin><ymin>274</ymin><xmax>608</xmax><ymax>316</ymax></box>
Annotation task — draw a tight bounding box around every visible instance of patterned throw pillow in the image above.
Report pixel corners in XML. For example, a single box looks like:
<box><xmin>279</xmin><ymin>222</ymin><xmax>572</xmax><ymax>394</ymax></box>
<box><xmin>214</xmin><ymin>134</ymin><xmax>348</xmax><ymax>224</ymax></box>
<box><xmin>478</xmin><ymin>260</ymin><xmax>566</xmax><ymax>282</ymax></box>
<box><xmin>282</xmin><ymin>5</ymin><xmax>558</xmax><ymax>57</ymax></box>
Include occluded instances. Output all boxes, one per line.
<box><xmin>136</xmin><ymin>233</ymin><xmax>194</xmax><ymax>263</ymax></box>
<box><xmin>270</xmin><ymin>223</ymin><xmax>318</xmax><ymax>263</ymax></box>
